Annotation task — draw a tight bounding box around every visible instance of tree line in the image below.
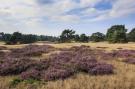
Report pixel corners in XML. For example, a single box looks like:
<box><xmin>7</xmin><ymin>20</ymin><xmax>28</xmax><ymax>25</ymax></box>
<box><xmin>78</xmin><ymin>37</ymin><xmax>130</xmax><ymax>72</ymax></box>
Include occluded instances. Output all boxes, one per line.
<box><xmin>0</xmin><ymin>32</ymin><xmax>58</xmax><ymax>44</ymax></box>
<box><xmin>59</xmin><ymin>25</ymin><xmax>135</xmax><ymax>43</ymax></box>
<box><xmin>0</xmin><ymin>25</ymin><xmax>135</xmax><ymax>44</ymax></box>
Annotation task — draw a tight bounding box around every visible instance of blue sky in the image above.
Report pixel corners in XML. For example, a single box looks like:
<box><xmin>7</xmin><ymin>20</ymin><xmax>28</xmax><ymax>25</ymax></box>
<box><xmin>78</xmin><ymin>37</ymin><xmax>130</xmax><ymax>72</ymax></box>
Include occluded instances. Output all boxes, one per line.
<box><xmin>0</xmin><ymin>0</ymin><xmax>135</xmax><ymax>36</ymax></box>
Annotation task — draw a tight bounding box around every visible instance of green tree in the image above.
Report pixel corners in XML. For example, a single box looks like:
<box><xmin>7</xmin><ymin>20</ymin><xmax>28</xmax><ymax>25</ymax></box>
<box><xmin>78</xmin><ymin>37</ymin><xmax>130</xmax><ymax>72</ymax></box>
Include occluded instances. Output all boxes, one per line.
<box><xmin>0</xmin><ymin>32</ymin><xmax>4</xmax><ymax>41</ymax></box>
<box><xmin>79</xmin><ymin>34</ymin><xmax>89</xmax><ymax>42</ymax></box>
<box><xmin>128</xmin><ymin>28</ymin><xmax>135</xmax><ymax>42</ymax></box>
<box><xmin>21</xmin><ymin>34</ymin><xmax>38</xmax><ymax>44</ymax></box>
<box><xmin>74</xmin><ymin>34</ymin><xmax>80</xmax><ymax>42</ymax></box>
<box><xmin>9</xmin><ymin>32</ymin><xmax>22</xmax><ymax>44</ymax></box>
<box><xmin>90</xmin><ymin>32</ymin><xmax>105</xmax><ymax>42</ymax></box>
<box><xmin>59</xmin><ymin>29</ymin><xmax>75</xmax><ymax>43</ymax></box>
<box><xmin>106</xmin><ymin>25</ymin><xmax>128</xmax><ymax>43</ymax></box>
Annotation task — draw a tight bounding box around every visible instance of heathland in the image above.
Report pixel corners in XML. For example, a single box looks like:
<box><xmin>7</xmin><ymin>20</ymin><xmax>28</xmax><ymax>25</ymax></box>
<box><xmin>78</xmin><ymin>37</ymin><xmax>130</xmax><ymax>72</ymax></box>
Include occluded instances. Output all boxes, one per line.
<box><xmin>0</xmin><ymin>42</ymin><xmax>135</xmax><ymax>89</ymax></box>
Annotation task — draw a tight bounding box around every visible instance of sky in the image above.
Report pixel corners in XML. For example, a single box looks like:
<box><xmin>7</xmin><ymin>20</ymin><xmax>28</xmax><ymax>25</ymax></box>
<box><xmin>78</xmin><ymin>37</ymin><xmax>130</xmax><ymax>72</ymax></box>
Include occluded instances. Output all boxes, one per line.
<box><xmin>0</xmin><ymin>0</ymin><xmax>135</xmax><ymax>36</ymax></box>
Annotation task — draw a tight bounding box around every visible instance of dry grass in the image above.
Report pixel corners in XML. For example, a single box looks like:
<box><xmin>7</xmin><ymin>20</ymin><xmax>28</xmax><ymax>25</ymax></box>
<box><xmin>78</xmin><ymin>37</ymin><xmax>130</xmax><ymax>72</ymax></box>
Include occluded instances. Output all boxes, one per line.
<box><xmin>0</xmin><ymin>42</ymin><xmax>135</xmax><ymax>89</ymax></box>
<box><xmin>49</xmin><ymin>42</ymin><xmax>135</xmax><ymax>50</ymax></box>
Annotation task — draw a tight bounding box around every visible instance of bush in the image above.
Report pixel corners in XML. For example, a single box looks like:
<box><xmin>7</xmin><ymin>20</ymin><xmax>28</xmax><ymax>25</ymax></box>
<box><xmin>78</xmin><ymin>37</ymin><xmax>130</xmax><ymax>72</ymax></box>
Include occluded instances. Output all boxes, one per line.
<box><xmin>9</xmin><ymin>45</ymin><xmax>55</xmax><ymax>58</ymax></box>
<box><xmin>41</xmin><ymin>67</ymin><xmax>74</xmax><ymax>81</ymax></box>
<box><xmin>10</xmin><ymin>78</ymin><xmax>22</xmax><ymax>87</ymax></box>
<box><xmin>20</xmin><ymin>69</ymin><xmax>40</xmax><ymax>80</ymax></box>
<box><xmin>124</xmin><ymin>58</ymin><xmax>135</xmax><ymax>64</ymax></box>
<box><xmin>89</xmin><ymin>63</ymin><xmax>114</xmax><ymax>75</ymax></box>
<box><xmin>0</xmin><ymin>57</ymin><xmax>35</xmax><ymax>75</ymax></box>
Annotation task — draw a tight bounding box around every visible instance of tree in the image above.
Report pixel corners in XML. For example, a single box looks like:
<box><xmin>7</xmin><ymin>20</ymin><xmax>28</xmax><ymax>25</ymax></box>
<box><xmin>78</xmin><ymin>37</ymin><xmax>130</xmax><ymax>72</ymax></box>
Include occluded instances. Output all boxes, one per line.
<box><xmin>74</xmin><ymin>34</ymin><xmax>80</xmax><ymax>42</ymax></box>
<box><xmin>59</xmin><ymin>29</ymin><xmax>75</xmax><ymax>43</ymax></box>
<box><xmin>79</xmin><ymin>34</ymin><xmax>89</xmax><ymax>42</ymax></box>
<box><xmin>21</xmin><ymin>34</ymin><xmax>38</xmax><ymax>44</ymax></box>
<box><xmin>106</xmin><ymin>25</ymin><xmax>128</xmax><ymax>43</ymax></box>
<box><xmin>90</xmin><ymin>32</ymin><xmax>105</xmax><ymax>42</ymax></box>
<box><xmin>2</xmin><ymin>33</ymin><xmax>12</xmax><ymax>42</ymax></box>
<box><xmin>128</xmin><ymin>28</ymin><xmax>135</xmax><ymax>42</ymax></box>
<box><xmin>0</xmin><ymin>32</ymin><xmax>4</xmax><ymax>41</ymax></box>
<box><xmin>9</xmin><ymin>32</ymin><xmax>22</xmax><ymax>44</ymax></box>
<box><xmin>39</xmin><ymin>35</ymin><xmax>58</xmax><ymax>42</ymax></box>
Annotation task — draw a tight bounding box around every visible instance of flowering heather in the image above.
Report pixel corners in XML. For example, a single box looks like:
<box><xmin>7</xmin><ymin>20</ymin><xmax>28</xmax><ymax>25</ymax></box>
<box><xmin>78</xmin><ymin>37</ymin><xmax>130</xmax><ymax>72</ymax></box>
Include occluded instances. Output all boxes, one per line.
<box><xmin>124</xmin><ymin>58</ymin><xmax>135</xmax><ymax>64</ymax></box>
<box><xmin>0</xmin><ymin>51</ymin><xmax>6</xmax><ymax>59</ymax></box>
<box><xmin>20</xmin><ymin>69</ymin><xmax>40</xmax><ymax>80</ymax></box>
<box><xmin>0</xmin><ymin>45</ymin><xmax>115</xmax><ymax>81</ymax></box>
<box><xmin>10</xmin><ymin>45</ymin><xmax>55</xmax><ymax>58</ymax></box>
<box><xmin>41</xmin><ymin>66</ymin><xmax>74</xmax><ymax>81</ymax></box>
<box><xmin>0</xmin><ymin>57</ymin><xmax>35</xmax><ymax>75</ymax></box>
<box><xmin>112</xmin><ymin>50</ymin><xmax>135</xmax><ymax>58</ymax></box>
<box><xmin>89</xmin><ymin>63</ymin><xmax>114</xmax><ymax>75</ymax></box>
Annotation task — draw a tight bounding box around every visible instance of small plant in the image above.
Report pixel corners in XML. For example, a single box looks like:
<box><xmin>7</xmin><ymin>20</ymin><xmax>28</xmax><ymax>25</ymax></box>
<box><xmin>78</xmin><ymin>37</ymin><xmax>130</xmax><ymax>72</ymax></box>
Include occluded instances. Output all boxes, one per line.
<box><xmin>10</xmin><ymin>78</ymin><xmax>22</xmax><ymax>87</ymax></box>
<box><xmin>124</xmin><ymin>58</ymin><xmax>135</xmax><ymax>64</ymax></box>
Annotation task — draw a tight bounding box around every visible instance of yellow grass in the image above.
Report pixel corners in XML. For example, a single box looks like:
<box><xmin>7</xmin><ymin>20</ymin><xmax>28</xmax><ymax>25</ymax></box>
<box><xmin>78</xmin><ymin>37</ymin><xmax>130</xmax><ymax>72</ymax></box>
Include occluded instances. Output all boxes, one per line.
<box><xmin>0</xmin><ymin>42</ymin><xmax>135</xmax><ymax>89</ymax></box>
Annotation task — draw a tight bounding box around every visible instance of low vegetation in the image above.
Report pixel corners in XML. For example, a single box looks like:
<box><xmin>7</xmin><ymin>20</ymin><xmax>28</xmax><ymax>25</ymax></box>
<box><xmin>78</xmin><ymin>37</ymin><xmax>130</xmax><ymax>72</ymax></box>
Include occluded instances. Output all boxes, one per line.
<box><xmin>0</xmin><ymin>43</ymin><xmax>135</xmax><ymax>89</ymax></box>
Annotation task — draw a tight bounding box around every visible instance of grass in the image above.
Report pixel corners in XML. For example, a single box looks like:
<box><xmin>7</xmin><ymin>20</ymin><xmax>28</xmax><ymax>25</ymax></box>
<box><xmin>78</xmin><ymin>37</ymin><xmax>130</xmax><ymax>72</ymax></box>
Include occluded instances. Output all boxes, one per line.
<box><xmin>0</xmin><ymin>42</ymin><xmax>135</xmax><ymax>89</ymax></box>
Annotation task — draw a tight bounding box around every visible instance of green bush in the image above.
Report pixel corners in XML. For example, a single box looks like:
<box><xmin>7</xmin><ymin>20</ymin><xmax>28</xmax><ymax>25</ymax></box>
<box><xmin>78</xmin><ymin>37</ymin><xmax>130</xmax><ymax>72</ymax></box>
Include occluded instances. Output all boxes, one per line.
<box><xmin>10</xmin><ymin>78</ymin><xmax>22</xmax><ymax>87</ymax></box>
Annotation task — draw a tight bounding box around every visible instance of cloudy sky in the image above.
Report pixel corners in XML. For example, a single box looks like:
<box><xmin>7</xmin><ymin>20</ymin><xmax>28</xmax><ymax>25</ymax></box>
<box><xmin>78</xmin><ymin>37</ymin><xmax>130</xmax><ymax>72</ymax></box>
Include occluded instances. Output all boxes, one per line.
<box><xmin>0</xmin><ymin>0</ymin><xmax>135</xmax><ymax>36</ymax></box>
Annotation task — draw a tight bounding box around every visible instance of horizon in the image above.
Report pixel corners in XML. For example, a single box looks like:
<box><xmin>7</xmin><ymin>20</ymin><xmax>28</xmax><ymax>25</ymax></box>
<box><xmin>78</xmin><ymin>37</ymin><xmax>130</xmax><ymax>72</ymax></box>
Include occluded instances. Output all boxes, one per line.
<box><xmin>0</xmin><ymin>0</ymin><xmax>135</xmax><ymax>36</ymax></box>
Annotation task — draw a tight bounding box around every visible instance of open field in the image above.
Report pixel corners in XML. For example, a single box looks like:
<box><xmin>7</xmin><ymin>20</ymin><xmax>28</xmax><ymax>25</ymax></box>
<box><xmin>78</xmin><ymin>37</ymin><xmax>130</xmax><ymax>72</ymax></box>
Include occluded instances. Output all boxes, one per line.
<box><xmin>1</xmin><ymin>41</ymin><xmax>135</xmax><ymax>50</ymax></box>
<box><xmin>0</xmin><ymin>42</ymin><xmax>135</xmax><ymax>89</ymax></box>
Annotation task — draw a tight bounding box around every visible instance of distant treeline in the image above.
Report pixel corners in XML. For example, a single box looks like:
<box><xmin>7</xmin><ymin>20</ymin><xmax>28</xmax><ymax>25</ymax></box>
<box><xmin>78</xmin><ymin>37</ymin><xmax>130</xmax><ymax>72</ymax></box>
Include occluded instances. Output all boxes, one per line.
<box><xmin>59</xmin><ymin>25</ymin><xmax>135</xmax><ymax>43</ymax></box>
<box><xmin>0</xmin><ymin>32</ymin><xmax>58</xmax><ymax>44</ymax></box>
<box><xmin>0</xmin><ymin>25</ymin><xmax>135</xmax><ymax>44</ymax></box>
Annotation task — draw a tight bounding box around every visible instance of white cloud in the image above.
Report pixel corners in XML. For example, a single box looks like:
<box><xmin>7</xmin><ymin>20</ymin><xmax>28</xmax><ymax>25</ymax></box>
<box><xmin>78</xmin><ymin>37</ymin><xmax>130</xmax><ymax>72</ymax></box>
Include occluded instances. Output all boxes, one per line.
<box><xmin>0</xmin><ymin>0</ymin><xmax>135</xmax><ymax>34</ymax></box>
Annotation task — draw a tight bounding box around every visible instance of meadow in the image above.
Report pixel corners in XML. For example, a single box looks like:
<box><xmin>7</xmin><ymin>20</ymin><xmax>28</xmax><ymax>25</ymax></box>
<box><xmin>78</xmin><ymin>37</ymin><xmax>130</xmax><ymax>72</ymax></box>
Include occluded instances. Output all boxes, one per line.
<box><xmin>0</xmin><ymin>42</ymin><xmax>135</xmax><ymax>89</ymax></box>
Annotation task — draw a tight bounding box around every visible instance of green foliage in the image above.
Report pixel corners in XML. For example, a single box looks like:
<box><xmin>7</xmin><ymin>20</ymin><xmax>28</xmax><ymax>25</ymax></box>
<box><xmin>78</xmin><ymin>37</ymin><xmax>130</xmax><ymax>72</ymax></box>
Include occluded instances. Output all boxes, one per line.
<box><xmin>59</xmin><ymin>29</ymin><xmax>75</xmax><ymax>43</ymax></box>
<box><xmin>21</xmin><ymin>34</ymin><xmax>38</xmax><ymax>44</ymax></box>
<box><xmin>90</xmin><ymin>32</ymin><xmax>105</xmax><ymax>42</ymax></box>
<box><xmin>10</xmin><ymin>78</ymin><xmax>40</xmax><ymax>87</ymax></box>
<box><xmin>0</xmin><ymin>32</ymin><xmax>58</xmax><ymax>44</ymax></box>
<box><xmin>3</xmin><ymin>34</ymin><xmax>12</xmax><ymax>42</ymax></box>
<box><xmin>0</xmin><ymin>32</ymin><xmax>4</xmax><ymax>41</ymax></box>
<box><xmin>39</xmin><ymin>35</ymin><xmax>58</xmax><ymax>42</ymax></box>
<box><xmin>79</xmin><ymin>34</ymin><xmax>89</xmax><ymax>43</ymax></box>
<box><xmin>10</xmin><ymin>78</ymin><xmax>22</xmax><ymax>87</ymax></box>
<box><xmin>24</xmin><ymin>79</ymin><xmax>40</xmax><ymax>84</ymax></box>
<box><xmin>9</xmin><ymin>32</ymin><xmax>22</xmax><ymax>44</ymax></box>
<box><xmin>128</xmin><ymin>28</ymin><xmax>135</xmax><ymax>42</ymax></box>
<box><xmin>106</xmin><ymin>25</ymin><xmax>128</xmax><ymax>43</ymax></box>
<box><xmin>74</xmin><ymin>34</ymin><xmax>80</xmax><ymax>42</ymax></box>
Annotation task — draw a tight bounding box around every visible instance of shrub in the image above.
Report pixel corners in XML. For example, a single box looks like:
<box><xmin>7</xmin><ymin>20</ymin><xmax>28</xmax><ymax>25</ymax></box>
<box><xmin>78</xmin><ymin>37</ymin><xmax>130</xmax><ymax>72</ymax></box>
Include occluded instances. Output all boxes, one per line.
<box><xmin>9</xmin><ymin>45</ymin><xmax>55</xmax><ymax>58</ymax></box>
<box><xmin>10</xmin><ymin>78</ymin><xmax>23</xmax><ymax>87</ymax></box>
<box><xmin>112</xmin><ymin>50</ymin><xmax>135</xmax><ymax>58</ymax></box>
<box><xmin>89</xmin><ymin>63</ymin><xmax>114</xmax><ymax>75</ymax></box>
<box><xmin>41</xmin><ymin>67</ymin><xmax>74</xmax><ymax>81</ymax></box>
<box><xmin>0</xmin><ymin>57</ymin><xmax>35</xmax><ymax>75</ymax></box>
<box><xmin>124</xmin><ymin>58</ymin><xmax>135</xmax><ymax>64</ymax></box>
<box><xmin>20</xmin><ymin>69</ymin><xmax>40</xmax><ymax>80</ymax></box>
